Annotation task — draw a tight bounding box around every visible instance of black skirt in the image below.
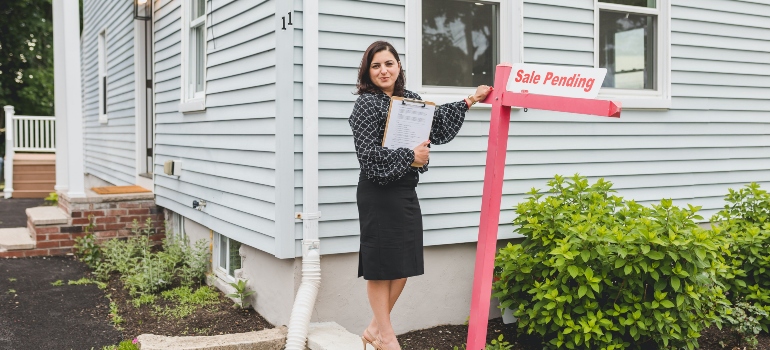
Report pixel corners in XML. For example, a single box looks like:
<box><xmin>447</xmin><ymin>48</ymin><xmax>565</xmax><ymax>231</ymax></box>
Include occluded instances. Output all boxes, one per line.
<box><xmin>357</xmin><ymin>171</ymin><xmax>424</xmax><ymax>280</ymax></box>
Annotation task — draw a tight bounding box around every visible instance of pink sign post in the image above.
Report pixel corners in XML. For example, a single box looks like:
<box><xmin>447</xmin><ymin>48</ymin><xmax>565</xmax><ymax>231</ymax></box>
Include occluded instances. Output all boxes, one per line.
<box><xmin>465</xmin><ymin>63</ymin><xmax>621</xmax><ymax>350</ymax></box>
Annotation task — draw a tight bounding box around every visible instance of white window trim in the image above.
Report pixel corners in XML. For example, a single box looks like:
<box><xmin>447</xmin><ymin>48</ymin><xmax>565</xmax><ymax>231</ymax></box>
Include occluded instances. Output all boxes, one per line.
<box><xmin>594</xmin><ymin>0</ymin><xmax>671</xmax><ymax>109</ymax></box>
<box><xmin>213</xmin><ymin>232</ymin><xmax>238</xmax><ymax>283</ymax></box>
<box><xmin>97</xmin><ymin>28</ymin><xmax>108</xmax><ymax>124</ymax></box>
<box><xmin>406</xmin><ymin>0</ymin><xmax>523</xmax><ymax>107</ymax></box>
<box><xmin>179</xmin><ymin>0</ymin><xmax>207</xmax><ymax>113</ymax></box>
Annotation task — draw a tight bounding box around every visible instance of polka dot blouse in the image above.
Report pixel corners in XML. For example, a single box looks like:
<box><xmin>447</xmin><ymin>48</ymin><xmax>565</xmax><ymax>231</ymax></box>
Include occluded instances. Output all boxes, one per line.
<box><xmin>349</xmin><ymin>90</ymin><xmax>469</xmax><ymax>186</ymax></box>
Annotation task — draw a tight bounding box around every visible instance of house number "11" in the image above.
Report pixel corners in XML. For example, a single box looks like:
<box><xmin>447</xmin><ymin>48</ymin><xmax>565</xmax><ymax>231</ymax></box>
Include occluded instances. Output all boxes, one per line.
<box><xmin>281</xmin><ymin>12</ymin><xmax>293</xmax><ymax>30</ymax></box>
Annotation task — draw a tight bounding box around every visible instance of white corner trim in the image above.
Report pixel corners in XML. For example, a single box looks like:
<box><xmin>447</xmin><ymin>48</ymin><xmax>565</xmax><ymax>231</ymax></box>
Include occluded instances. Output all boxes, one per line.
<box><xmin>179</xmin><ymin>98</ymin><xmax>206</xmax><ymax>113</ymax></box>
<box><xmin>98</xmin><ymin>115</ymin><xmax>108</xmax><ymax>124</ymax></box>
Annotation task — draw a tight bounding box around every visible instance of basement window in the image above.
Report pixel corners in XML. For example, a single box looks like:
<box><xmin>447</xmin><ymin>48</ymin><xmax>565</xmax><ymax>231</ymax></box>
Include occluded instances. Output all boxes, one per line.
<box><xmin>214</xmin><ymin>232</ymin><xmax>241</xmax><ymax>280</ymax></box>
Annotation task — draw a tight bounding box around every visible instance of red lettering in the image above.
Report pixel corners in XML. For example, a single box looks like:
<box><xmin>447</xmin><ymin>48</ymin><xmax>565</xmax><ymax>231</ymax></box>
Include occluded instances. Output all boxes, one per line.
<box><xmin>515</xmin><ymin>69</ymin><xmax>524</xmax><ymax>83</ymax></box>
<box><xmin>543</xmin><ymin>72</ymin><xmax>554</xmax><ymax>84</ymax></box>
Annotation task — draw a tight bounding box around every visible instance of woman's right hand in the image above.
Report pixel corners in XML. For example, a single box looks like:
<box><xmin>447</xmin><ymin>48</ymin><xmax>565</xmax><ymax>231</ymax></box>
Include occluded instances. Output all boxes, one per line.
<box><xmin>413</xmin><ymin>140</ymin><xmax>430</xmax><ymax>166</ymax></box>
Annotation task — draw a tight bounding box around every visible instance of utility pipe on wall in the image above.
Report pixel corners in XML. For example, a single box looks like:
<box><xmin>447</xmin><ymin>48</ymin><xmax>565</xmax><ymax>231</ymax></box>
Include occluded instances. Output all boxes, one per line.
<box><xmin>285</xmin><ymin>0</ymin><xmax>321</xmax><ymax>348</ymax></box>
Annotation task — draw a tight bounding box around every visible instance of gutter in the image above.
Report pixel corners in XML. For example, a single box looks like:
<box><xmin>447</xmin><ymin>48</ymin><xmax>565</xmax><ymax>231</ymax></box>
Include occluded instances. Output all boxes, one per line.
<box><xmin>285</xmin><ymin>0</ymin><xmax>321</xmax><ymax>348</ymax></box>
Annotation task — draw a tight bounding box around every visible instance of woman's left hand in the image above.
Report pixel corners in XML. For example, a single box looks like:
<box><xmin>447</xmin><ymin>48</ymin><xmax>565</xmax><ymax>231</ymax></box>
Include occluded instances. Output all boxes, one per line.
<box><xmin>471</xmin><ymin>85</ymin><xmax>494</xmax><ymax>103</ymax></box>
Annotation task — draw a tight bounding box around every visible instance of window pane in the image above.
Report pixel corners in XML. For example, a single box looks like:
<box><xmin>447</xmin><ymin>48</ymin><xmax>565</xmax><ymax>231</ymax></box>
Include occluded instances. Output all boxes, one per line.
<box><xmin>194</xmin><ymin>25</ymin><xmax>205</xmax><ymax>92</ymax></box>
<box><xmin>192</xmin><ymin>0</ymin><xmax>206</xmax><ymax>19</ymax></box>
<box><xmin>599</xmin><ymin>11</ymin><xmax>656</xmax><ymax>90</ymax></box>
<box><xmin>218</xmin><ymin>234</ymin><xmax>227</xmax><ymax>270</ymax></box>
<box><xmin>228</xmin><ymin>239</ymin><xmax>242</xmax><ymax>276</ymax></box>
<box><xmin>599</xmin><ymin>0</ymin><xmax>655</xmax><ymax>8</ymax></box>
<box><xmin>422</xmin><ymin>0</ymin><xmax>498</xmax><ymax>87</ymax></box>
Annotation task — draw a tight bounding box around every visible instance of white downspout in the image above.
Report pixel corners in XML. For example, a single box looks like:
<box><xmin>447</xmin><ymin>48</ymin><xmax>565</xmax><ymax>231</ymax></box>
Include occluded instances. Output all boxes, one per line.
<box><xmin>285</xmin><ymin>0</ymin><xmax>320</xmax><ymax>348</ymax></box>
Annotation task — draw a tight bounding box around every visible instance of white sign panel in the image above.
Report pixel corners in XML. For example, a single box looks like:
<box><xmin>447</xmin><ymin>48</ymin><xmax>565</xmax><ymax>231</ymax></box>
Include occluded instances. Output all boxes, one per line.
<box><xmin>506</xmin><ymin>63</ymin><xmax>607</xmax><ymax>99</ymax></box>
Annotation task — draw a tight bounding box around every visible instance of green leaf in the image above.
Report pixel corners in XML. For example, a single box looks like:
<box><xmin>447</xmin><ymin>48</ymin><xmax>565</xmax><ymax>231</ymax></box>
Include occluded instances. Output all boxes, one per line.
<box><xmin>671</xmin><ymin>276</ymin><xmax>680</xmax><ymax>292</ymax></box>
<box><xmin>641</xmin><ymin>245</ymin><xmax>651</xmax><ymax>254</ymax></box>
<box><xmin>581</xmin><ymin>250</ymin><xmax>590</xmax><ymax>262</ymax></box>
<box><xmin>647</xmin><ymin>251</ymin><xmax>665</xmax><ymax>260</ymax></box>
<box><xmin>624</xmin><ymin>265</ymin><xmax>632</xmax><ymax>275</ymax></box>
<box><xmin>568</xmin><ymin>266</ymin><xmax>579</xmax><ymax>278</ymax></box>
<box><xmin>694</xmin><ymin>248</ymin><xmax>706</xmax><ymax>261</ymax></box>
<box><xmin>660</xmin><ymin>300</ymin><xmax>675</xmax><ymax>308</ymax></box>
<box><xmin>578</xmin><ymin>285</ymin><xmax>587</xmax><ymax>298</ymax></box>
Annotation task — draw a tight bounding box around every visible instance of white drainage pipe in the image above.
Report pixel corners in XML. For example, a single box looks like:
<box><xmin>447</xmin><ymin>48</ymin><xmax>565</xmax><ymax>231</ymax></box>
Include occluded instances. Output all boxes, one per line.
<box><xmin>285</xmin><ymin>247</ymin><xmax>321</xmax><ymax>349</ymax></box>
<box><xmin>286</xmin><ymin>0</ymin><xmax>320</xmax><ymax>348</ymax></box>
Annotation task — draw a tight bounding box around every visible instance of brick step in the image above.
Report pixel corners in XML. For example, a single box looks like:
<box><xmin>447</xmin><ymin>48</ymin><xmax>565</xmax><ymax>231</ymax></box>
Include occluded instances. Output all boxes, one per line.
<box><xmin>12</xmin><ymin>190</ymin><xmax>52</xmax><ymax>199</ymax></box>
<box><xmin>13</xmin><ymin>180</ymin><xmax>56</xmax><ymax>191</ymax></box>
<box><xmin>11</xmin><ymin>172</ymin><xmax>55</xmax><ymax>181</ymax></box>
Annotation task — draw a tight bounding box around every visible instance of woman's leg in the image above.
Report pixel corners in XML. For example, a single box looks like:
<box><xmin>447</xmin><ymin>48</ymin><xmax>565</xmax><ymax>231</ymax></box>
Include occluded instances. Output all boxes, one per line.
<box><xmin>366</xmin><ymin>279</ymin><xmax>405</xmax><ymax>348</ymax></box>
<box><xmin>365</xmin><ymin>278</ymin><xmax>407</xmax><ymax>338</ymax></box>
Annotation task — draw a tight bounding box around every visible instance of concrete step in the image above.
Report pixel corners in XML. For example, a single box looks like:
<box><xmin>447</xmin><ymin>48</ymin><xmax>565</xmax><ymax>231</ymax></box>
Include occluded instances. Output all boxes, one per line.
<box><xmin>308</xmin><ymin>322</ymin><xmax>374</xmax><ymax>350</ymax></box>
<box><xmin>27</xmin><ymin>206</ymin><xmax>69</xmax><ymax>226</ymax></box>
<box><xmin>0</xmin><ymin>227</ymin><xmax>35</xmax><ymax>250</ymax></box>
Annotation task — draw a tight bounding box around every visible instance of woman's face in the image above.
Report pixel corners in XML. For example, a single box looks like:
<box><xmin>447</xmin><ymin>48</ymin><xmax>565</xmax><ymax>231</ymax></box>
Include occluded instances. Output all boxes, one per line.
<box><xmin>369</xmin><ymin>49</ymin><xmax>401</xmax><ymax>94</ymax></box>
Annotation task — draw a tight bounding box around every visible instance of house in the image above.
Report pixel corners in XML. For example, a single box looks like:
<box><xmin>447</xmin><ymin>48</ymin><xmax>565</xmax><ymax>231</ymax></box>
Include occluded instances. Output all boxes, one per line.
<box><xmin>63</xmin><ymin>0</ymin><xmax>770</xmax><ymax>337</ymax></box>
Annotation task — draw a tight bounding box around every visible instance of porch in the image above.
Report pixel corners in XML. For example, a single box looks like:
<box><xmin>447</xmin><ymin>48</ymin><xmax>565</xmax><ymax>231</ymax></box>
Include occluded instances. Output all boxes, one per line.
<box><xmin>2</xmin><ymin>107</ymin><xmax>56</xmax><ymax>199</ymax></box>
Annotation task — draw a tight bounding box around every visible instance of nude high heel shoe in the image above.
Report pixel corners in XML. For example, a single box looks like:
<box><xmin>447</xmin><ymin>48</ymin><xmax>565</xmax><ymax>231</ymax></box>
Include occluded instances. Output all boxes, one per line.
<box><xmin>361</xmin><ymin>329</ymin><xmax>382</xmax><ymax>350</ymax></box>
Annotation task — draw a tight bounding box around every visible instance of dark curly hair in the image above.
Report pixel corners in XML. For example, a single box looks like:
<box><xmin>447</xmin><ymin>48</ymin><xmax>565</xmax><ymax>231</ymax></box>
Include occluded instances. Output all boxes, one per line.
<box><xmin>355</xmin><ymin>41</ymin><xmax>406</xmax><ymax>97</ymax></box>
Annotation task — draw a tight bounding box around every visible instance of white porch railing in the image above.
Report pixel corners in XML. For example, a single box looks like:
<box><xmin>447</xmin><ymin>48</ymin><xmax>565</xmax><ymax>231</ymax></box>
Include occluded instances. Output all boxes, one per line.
<box><xmin>3</xmin><ymin>105</ymin><xmax>56</xmax><ymax>198</ymax></box>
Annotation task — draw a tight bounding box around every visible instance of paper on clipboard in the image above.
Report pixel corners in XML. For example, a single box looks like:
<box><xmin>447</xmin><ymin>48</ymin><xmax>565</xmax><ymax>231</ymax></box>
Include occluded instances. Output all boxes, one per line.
<box><xmin>382</xmin><ymin>96</ymin><xmax>436</xmax><ymax>150</ymax></box>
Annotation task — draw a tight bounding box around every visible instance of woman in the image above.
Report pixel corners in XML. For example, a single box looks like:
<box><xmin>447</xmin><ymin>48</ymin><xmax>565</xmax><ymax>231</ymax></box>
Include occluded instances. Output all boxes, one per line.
<box><xmin>349</xmin><ymin>40</ymin><xmax>492</xmax><ymax>350</ymax></box>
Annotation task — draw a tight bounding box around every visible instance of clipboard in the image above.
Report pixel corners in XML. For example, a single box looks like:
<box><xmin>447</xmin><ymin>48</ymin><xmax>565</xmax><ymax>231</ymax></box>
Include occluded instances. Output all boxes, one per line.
<box><xmin>383</xmin><ymin>96</ymin><xmax>437</xmax><ymax>167</ymax></box>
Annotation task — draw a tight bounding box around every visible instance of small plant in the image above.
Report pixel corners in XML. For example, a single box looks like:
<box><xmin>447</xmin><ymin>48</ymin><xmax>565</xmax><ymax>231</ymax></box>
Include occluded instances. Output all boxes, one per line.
<box><xmin>227</xmin><ymin>279</ymin><xmax>255</xmax><ymax>309</ymax></box>
<box><xmin>50</xmin><ymin>280</ymin><xmax>63</xmax><ymax>286</ymax></box>
<box><xmin>73</xmin><ymin>232</ymin><xmax>102</xmax><ymax>269</ymax></box>
<box><xmin>7</xmin><ymin>277</ymin><xmax>16</xmax><ymax>282</ymax></box>
<box><xmin>102</xmin><ymin>339</ymin><xmax>139</xmax><ymax>350</ymax></box>
<box><xmin>7</xmin><ymin>289</ymin><xmax>16</xmax><ymax>294</ymax></box>
<box><xmin>68</xmin><ymin>277</ymin><xmax>107</xmax><ymax>289</ymax></box>
<box><xmin>153</xmin><ymin>286</ymin><xmax>220</xmax><ymax>319</ymax></box>
<box><xmin>720</xmin><ymin>301</ymin><xmax>769</xmax><ymax>350</ymax></box>
<box><xmin>44</xmin><ymin>192</ymin><xmax>58</xmax><ymax>206</ymax></box>
<box><xmin>109</xmin><ymin>300</ymin><xmax>124</xmax><ymax>326</ymax></box>
<box><xmin>131</xmin><ymin>294</ymin><xmax>157</xmax><ymax>308</ymax></box>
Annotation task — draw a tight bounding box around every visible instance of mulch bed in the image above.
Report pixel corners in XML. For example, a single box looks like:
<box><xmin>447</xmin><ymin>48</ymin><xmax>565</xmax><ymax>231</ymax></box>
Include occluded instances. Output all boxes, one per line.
<box><xmin>397</xmin><ymin>318</ymin><xmax>770</xmax><ymax>350</ymax></box>
<box><xmin>0</xmin><ymin>255</ymin><xmax>273</xmax><ymax>350</ymax></box>
<box><xmin>0</xmin><ymin>256</ymin><xmax>122</xmax><ymax>350</ymax></box>
<box><xmin>106</xmin><ymin>275</ymin><xmax>273</xmax><ymax>338</ymax></box>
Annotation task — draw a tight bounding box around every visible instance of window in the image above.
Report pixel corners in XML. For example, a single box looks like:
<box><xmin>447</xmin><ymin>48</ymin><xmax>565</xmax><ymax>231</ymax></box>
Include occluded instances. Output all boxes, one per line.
<box><xmin>171</xmin><ymin>212</ymin><xmax>186</xmax><ymax>238</ymax></box>
<box><xmin>180</xmin><ymin>0</ymin><xmax>206</xmax><ymax>112</ymax></box>
<box><xmin>214</xmin><ymin>232</ymin><xmax>242</xmax><ymax>279</ymax></box>
<box><xmin>595</xmin><ymin>0</ymin><xmax>670</xmax><ymax>108</ymax></box>
<box><xmin>98</xmin><ymin>29</ymin><xmax>108</xmax><ymax>123</ymax></box>
<box><xmin>407</xmin><ymin>0</ymin><xmax>520</xmax><ymax>104</ymax></box>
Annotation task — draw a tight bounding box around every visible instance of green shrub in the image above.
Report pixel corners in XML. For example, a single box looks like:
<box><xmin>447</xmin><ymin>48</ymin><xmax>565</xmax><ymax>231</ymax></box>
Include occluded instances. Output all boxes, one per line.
<box><xmin>93</xmin><ymin>219</ymin><xmax>210</xmax><ymax>296</ymax></box>
<box><xmin>493</xmin><ymin>175</ymin><xmax>729</xmax><ymax>350</ymax></box>
<box><xmin>711</xmin><ymin>182</ymin><xmax>770</xmax><ymax>330</ymax></box>
<box><xmin>73</xmin><ymin>233</ymin><xmax>102</xmax><ymax>269</ymax></box>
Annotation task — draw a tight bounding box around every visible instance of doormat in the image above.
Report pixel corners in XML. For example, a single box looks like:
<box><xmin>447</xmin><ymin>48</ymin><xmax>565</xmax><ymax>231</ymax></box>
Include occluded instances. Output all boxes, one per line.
<box><xmin>91</xmin><ymin>185</ymin><xmax>151</xmax><ymax>195</ymax></box>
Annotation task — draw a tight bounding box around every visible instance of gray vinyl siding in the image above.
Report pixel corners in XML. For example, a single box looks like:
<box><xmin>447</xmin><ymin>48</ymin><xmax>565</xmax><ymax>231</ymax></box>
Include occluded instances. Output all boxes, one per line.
<box><xmin>300</xmin><ymin>0</ymin><xmax>770</xmax><ymax>256</ymax></box>
<box><xmin>152</xmin><ymin>0</ymin><xmax>290</xmax><ymax>256</ymax></box>
<box><xmin>81</xmin><ymin>0</ymin><xmax>137</xmax><ymax>186</ymax></box>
